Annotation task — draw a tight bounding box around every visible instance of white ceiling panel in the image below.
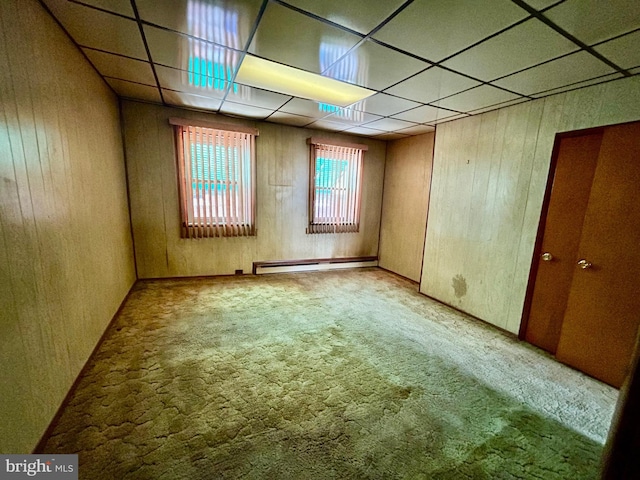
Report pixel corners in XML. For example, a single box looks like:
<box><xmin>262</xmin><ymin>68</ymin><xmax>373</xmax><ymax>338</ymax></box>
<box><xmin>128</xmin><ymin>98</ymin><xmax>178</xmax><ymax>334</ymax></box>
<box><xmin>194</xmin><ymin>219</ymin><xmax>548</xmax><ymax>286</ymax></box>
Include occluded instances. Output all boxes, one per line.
<box><xmin>323</xmin><ymin>39</ymin><xmax>430</xmax><ymax>91</ymax></box>
<box><xmin>279</xmin><ymin>98</ymin><xmax>334</xmax><ymax>118</ymax></box>
<box><xmin>434</xmin><ymin>85</ymin><xmax>522</xmax><ymax>112</ymax></box>
<box><xmin>494</xmin><ymin>51</ymin><xmax>617</xmax><ymax>96</ymax></box>
<box><xmin>529</xmin><ymin>73</ymin><xmax>623</xmax><ymax>98</ymax></box>
<box><xmin>351</xmin><ymin>93</ymin><xmax>421</xmax><ymax>117</ymax></box>
<box><xmin>594</xmin><ymin>30</ymin><xmax>640</xmax><ymax>70</ymax></box>
<box><xmin>83</xmin><ymin>49</ymin><xmax>156</xmax><ymax>86</ymax></box>
<box><xmin>75</xmin><ymin>0</ymin><xmax>135</xmax><ymax>17</ymax></box>
<box><xmin>519</xmin><ymin>0</ymin><xmax>561</xmax><ymax>10</ymax></box>
<box><xmin>223</xmin><ymin>85</ymin><xmax>292</xmax><ymax>110</ymax></box>
<box><xmin>386</xmin><ymin>67</ymin><xmax>480</xmax><ymax>104</ymax></box>
<box><xmin>107</xmin><ymin>78</ymin><xmax>162</xmax><ymax>103</ymax></box>
<box><xmin>392</xmin><ymin>105</ymin><xmax>464</xmax><ymax>124</ymax></box>
<box><xmin>395</xmin><ymin>124</ymin><xmax>436</xmax><ymax>136</ymax></box>
<box><xmin>544</xmin><ymin>0</ymin><xmax>640</xmax><ymax>45</ymax></box>
<box><xmin>219</xmin><ymin>101</ymin><xmax>272</xmax><ymax>119</ymax></box>
<box><xmin>155</xmin><ymin>65</ymin><xmax>228</xmax><ymax>98</ymax></box>
<box><xmin>321</xmin><ymin>109</ymin><xmax>382</xmax><ymax>126</ymax></box>
<box><xmin>362</xmin><ymin>117</ymin><xmax>418</xmax><ymax>132</ymax></box>
<box><xmin>136</xmin><ymin>0</ymin><xmax>263</xmax><ymax>50</ymax></box>
<box><xmin>162</xmin><ymin>89</ymin><xmax>223</xmax><ymax>110</ymax></box>
<box><xmin>372</xmin><ymin>0</ymin><xmax>528</xmax><ymax>62</ymax></box>
<box><xmin>283</xmin><ymin>0</ymin><xmax>407</xmax><ymax>35</ymax></box>
<box><xmin>307</xmin><ymin>118</ymin><xmax>349</xmax><ymax>132</ymax></box>
<box><xmin>467</xmin><ymin>97</ymin><xmax>530</xmax><ymax>115</ymax></box>
<box><xmin>266</xmin><ymin>111</ymin><xmax>315</xmax><ymax>127</ymax></box>
<box><xmin>443</xmin><ymin>19</ymin><xmax>578</xmax><ymax>82</ymax></box>
<box><xmin>145</xmin><ymin>24</ymin><xmax>243</xmax><ymax>79</ymax></box>
<box><xmin>248</xmin><ymin>2</ymin><xmax>361</xmax><ymax>74</ymax></box>
<box><xmin>43</xmin><ymin>0</ymin><xmax>147</xmax><ymax>59</ymax></box>
<box><xmin>374</xmin><ymin>132</ymin><xmax>411</xmax><ymax>140</ymax></box>
<box><xmin>343</xmin><ymin>126</ymin><xmax>386</xmax><ymax>136</ymax></box>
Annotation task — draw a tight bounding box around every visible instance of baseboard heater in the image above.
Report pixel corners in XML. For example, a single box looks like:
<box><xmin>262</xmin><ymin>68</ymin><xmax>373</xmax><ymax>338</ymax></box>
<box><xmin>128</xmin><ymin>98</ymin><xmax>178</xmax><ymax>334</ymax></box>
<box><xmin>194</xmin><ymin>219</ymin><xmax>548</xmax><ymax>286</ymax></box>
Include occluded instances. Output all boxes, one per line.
<box><xmin>253</xmin><ymin>256</ymin><xmax>378</xmax><ymax>275</ymax></box>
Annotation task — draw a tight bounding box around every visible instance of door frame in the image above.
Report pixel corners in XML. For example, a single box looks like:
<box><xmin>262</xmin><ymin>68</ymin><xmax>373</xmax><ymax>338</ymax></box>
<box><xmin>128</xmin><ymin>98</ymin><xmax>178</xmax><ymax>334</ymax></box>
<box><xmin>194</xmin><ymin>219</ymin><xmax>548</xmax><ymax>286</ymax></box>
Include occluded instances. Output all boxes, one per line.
<box><xmin>518</xmin><ymin>125</ymin><xmax>605</xmax><ymax>340</ymax></box>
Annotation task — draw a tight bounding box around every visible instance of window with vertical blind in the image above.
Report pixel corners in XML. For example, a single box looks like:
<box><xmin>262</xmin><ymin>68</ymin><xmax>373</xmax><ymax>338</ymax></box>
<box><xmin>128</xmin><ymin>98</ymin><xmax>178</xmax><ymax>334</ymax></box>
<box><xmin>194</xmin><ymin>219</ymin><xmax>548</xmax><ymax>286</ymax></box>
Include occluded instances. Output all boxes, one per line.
<box><xmin>171</xmin><ymin>118</ymin><xmax>257</xmax><ymax>238</ymax></box>
<box><xmin>307</xmin><ymin>138</ymin><xmax>367</xmax><ymax>234</ymax></box>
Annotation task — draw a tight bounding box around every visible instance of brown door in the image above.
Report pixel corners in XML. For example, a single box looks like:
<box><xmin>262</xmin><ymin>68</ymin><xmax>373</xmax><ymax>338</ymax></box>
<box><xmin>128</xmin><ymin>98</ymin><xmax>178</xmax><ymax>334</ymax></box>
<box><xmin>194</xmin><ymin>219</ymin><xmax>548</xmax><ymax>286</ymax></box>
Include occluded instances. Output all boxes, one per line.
<box><xmin>525</xmin><ymin>122</ymin><xmax>640</xmax><ymax>388</ymax></box>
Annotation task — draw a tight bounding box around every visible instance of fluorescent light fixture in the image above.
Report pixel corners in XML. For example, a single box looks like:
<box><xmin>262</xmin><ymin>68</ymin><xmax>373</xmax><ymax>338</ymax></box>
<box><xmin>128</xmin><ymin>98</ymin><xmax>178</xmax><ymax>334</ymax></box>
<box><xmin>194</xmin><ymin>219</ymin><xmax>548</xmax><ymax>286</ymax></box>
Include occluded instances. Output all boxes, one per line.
<box><xmin>235</xmin><ymin>55</ymin><xmax>375</xmax><ymax>107</ymax></box>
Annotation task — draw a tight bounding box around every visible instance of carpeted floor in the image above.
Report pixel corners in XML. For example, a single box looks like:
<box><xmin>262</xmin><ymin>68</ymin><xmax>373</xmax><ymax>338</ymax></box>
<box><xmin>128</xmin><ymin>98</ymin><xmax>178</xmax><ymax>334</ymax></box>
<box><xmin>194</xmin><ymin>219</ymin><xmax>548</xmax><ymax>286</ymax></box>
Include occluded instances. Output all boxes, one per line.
<box><xmin>41</xmin><ymin>268</ymin><xmax>617</xmax><ymax>479</ymax></box>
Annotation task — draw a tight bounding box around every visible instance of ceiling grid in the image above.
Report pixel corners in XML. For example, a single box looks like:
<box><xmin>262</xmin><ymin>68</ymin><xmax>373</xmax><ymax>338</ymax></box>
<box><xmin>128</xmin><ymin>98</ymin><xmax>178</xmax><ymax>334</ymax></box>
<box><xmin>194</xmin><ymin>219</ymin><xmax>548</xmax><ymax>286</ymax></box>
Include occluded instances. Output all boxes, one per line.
<box><xmin>40</xmin><ymin>0</ymin><xmax>640</xmax><ymax>139</ymax></box>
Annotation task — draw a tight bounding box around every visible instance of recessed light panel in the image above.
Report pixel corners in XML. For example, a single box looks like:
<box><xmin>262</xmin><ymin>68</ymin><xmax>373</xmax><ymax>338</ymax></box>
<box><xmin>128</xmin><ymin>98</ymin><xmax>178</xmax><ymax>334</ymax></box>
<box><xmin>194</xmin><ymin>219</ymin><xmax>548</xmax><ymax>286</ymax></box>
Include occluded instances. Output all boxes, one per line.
<box><xmin>235</xmin><ymin>55</ymin><xmax>376</xmax><ymax>107</ymax></box>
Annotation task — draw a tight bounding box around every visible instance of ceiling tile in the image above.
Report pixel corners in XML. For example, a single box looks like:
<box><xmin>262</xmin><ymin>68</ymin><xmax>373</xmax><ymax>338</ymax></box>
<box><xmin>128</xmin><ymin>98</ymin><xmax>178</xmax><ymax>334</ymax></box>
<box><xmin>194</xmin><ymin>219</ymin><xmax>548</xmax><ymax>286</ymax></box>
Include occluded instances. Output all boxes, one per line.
<box><xmin>594</xmin><ymin>30</ymin><xmax>640</xmax><ymax>70</ymax></box>
<box><xmin>266</xmin><ymin>111</ymin><xmax>315</xmax><ymax>127</ymax></box>
<box><xmin>283</xmin><ymin>0</ymin><xmax>407</xmax><ymax>34</ymax></box>
<box><xmin>493</xmin><ymin>51</ymin><xmax>617</xmax><ymax>96</ymax></box>
<box><xmin>321</xmin><ymin>109</ymin><xmax>382</xmax><ymax>126</ymax></box>
<box><xmin>394</xmin><ymin>124</ymin><xmax>436</xmax><ymax>135</ymax></box>
<box><xmin>519</xmin><ymin>0</ymin><xmax>561</xmax><ymax>10</ymax></box>
<box><xmin>162</xmin><ymin>89</ymin><xmax>223</xmax><ymax>110</ymax></box>
<box><xmin>323</xmin><ymin>39</ymin><xmax>430</xmax><ymax>91</ymax></box>
<box><xmin>224</xmin><ymin>85</ymin><xmax>292</xmax><ymax>110</ymax></box>
<box><xmin>544</xmin><ymin>0</ymin><xmax>640</xmax><ymax>45</ymax></box>
<box><xmin>351</xmin><ymin>93</ymin><xmax>421</xmax><ymax>117</ymax></box>
<box><xmin>279</xmin><ymin>98</ymin><xmax>333</xmax><ymax>118</ymax></box>
<box><xmin>434</xmin><ymin>85</ymin><xmax>522</xmax><ymax>112</ymax></box>
<box><xmin>307</xmin><ymin>118</ymin><xmax>350</xmax><ymax>132</ymax></box>
<box><xmin>443</xmin><ymin>19</ymin><xmax>578</xmax><ymax>81</ymax></box>
<box><xmin>75</xmin><ymin>0</ymin><xmax>134</xmax><ymax>17</ymax></box>
<box><xmin>392</xmin><ymin>105</ymin><xmax>463</xmax><ymax>123</ymax></box>
<box><xmin>372</xmin><ymin>0</ymin><xmax>528</xmax><ymax>62</ymax></box>
<box><xmin>135</xmin><ymin>0</ymin><xmax>263</xmax><ymax>50</ymax></box>
<box><xmin>467</xmin><ymin>97</ymin><xmax>530</xmax><ymax>114</ymax></box>
<box><xmin>248</xmin><ymin>2</ymin><xmax>362</xmax><ymax>74</ymax></box>
<box><xmin>106</xmin><ymin>78</ymin><xmax>162</xmax><ymax>102</ymax></box>
<box><xmin>386</xmin><ymin>67</ymin><xmax>480</xmax><ymax>104</ymax></box>
<box><xmin>155</xmin><ymin>65</ymin><xmax>228</xmax><ymax>98</ymax></box>
<box><xmin>343</xmin><ymin>126</ymin><xmax>386</xmax><ymax>136</ymax></box>
<box><xmin>431</xmin><ymin>113</ymin><xmax>470</xmax><ymax>124</ymax></box>
<box><xmin>362</xmin><ymin>117</ymin><xmax>417</xmax><ymax>132</ymax></box>
<box><xmin>219</xmin><ymin>101</ymin><xmax>273</xmax><ymax>119</ymax></box>
<box><xmin>83</xmin><ymin>49</ymin><xmax>156</xmax><ymax>86</ymax></box>
<box><xmin>43</xmin><ymin>0</ymin><xmax>147</xmax><ymax>59</ymax></box>
<box><xmin>530</xmin><ymin>72</ymin><xmax>623</xmax><ymax>98</ymax></box>
<box><xmin>144</xmin><ymin>26</ymin><xmax>190</xmax><ymax>69</ymax></box>
<box><xmin>375</xmin><ymin>132</ymin><xmax>411</xmax><ymax>140</ymax></box>
<box><xmin>145</xmin><ymin>25</ymin><xmax>243</xmax><ymax>79</ymax></box>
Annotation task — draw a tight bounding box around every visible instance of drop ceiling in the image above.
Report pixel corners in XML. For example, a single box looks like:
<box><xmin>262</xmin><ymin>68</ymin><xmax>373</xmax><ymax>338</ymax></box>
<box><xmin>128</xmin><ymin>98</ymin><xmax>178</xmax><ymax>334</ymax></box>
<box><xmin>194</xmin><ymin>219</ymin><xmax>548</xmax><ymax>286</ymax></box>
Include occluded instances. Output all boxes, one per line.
<box><xmin>41</xmin><ymin>0</ymin><xmax>640</xmax><ymax>140</ymax></box>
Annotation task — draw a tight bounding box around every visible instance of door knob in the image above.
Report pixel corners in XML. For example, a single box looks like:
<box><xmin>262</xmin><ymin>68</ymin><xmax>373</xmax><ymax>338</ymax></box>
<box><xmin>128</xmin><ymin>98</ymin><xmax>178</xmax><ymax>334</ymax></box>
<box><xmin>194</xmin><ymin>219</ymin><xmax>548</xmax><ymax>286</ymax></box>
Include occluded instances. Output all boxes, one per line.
<box><xmin>577</xmin><ymin>259</ymin><xmax>593</xmax><ymax>269</ymax></box>
<box><xmin>541</xmin><ymin>252</ymin><xmax>553</xmax><ymax>261</ymax></box>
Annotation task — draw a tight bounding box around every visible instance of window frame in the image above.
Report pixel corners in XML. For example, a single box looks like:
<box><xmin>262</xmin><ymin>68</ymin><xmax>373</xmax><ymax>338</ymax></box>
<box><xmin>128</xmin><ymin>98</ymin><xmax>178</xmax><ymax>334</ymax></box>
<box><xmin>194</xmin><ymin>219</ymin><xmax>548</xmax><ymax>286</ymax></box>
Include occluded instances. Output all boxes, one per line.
<box><xmin>307</xmin><ymin>137</ymin><xmax>368</xmax><ymax>234</ymax></box>
<box><xmin>170</xmin><ymin>118</ymin><xmax>258</xmax><ymax>238</ymax></box>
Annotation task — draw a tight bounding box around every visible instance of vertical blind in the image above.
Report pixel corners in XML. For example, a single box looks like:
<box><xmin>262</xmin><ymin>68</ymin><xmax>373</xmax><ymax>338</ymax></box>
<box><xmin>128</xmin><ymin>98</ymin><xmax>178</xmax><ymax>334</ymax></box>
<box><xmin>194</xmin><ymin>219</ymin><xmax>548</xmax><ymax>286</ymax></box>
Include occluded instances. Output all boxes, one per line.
<box><xmin>174</xmin><ymin>121</ymin><xmax>257</xmax><ymax>238</ymax></box>
<box><xmin>308</xmin><ymin>139</ymin><xmax>366</xmax><ymax>234</ymax></box>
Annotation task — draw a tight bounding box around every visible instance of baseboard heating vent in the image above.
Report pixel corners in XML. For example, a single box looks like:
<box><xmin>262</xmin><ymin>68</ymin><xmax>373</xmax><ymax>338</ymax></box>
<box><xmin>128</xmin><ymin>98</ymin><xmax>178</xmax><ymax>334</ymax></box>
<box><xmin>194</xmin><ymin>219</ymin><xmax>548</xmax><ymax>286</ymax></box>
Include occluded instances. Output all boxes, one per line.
<box><xmin>253</xmin><ymin>256</ymin><xmax>378</xmax><ymax>275</ymax></box>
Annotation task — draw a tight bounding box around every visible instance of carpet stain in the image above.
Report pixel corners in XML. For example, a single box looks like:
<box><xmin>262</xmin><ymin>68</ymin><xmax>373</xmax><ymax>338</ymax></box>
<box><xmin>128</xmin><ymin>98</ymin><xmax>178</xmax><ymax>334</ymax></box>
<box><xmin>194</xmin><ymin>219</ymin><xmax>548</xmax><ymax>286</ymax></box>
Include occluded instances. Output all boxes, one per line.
<box><xmin>452</xmin><ymin>274</ymin><xmax>468</xmax><ymax>298</ymax></box>
<box><xmin>40</xmin><ymin>269</ymin><xmax>612</xmax><ymax>479</ymax></box>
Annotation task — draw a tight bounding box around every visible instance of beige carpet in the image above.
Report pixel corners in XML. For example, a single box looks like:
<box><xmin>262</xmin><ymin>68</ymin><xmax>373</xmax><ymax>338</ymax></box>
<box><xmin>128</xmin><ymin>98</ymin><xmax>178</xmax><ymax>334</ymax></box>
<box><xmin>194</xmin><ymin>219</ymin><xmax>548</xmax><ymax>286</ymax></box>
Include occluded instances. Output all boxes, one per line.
<box><xmin>41</xmin><ymin>268</ymin><xmax>617</xmax><ymax>479</ymax></box>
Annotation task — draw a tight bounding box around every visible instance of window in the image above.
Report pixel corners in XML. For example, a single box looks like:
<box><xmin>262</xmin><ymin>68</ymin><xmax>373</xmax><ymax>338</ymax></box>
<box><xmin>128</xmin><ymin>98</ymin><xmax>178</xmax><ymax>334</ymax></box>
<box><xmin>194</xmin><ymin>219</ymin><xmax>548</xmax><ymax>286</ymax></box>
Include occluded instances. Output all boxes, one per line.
<box><xmin>307</xmin><ymin>138</ymin><xmax>367</xmax><ymax>234</ymax></box>
<box><xmin>171</xmin><ymin>118</ymin><xmax>257</xmax><ymax>238</ymax></box>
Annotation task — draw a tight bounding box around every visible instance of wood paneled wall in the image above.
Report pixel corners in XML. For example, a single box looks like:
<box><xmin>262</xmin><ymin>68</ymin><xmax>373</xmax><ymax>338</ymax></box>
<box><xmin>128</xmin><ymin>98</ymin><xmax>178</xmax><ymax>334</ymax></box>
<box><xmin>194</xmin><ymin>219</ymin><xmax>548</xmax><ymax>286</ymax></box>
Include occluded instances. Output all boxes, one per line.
<box><xmin>421</xmin><ymin>76</ymin><xmax>640</xmax><ymax>334</ymax></box>
<box><xmin>122</xmin><ymin>101</ymin><xmax>386</xmax><ymax>278</ymax></box>
<box><xmin>379</xmin><ymin>133</ymin><xmax>434</xmax><ymax>282</ymax></box>
<box><xmin>0</xmin><ymin>0</ymin><xmax>136</xmax><ymax>453</ymax></box>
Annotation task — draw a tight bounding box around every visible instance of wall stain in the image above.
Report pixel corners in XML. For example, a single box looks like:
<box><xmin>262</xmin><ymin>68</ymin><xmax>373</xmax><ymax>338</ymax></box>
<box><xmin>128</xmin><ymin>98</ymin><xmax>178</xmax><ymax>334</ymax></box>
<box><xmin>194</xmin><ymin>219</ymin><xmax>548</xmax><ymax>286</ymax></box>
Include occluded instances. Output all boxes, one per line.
<box><xmin>452</xmin><ymin>275</ymin><xmax>467</xmax><ymax>299</ymax></box>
